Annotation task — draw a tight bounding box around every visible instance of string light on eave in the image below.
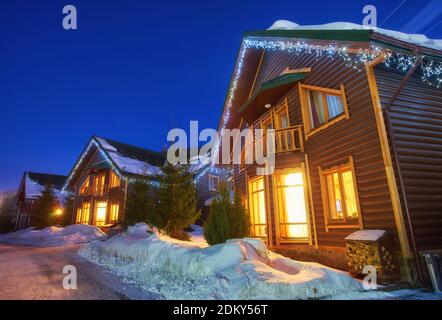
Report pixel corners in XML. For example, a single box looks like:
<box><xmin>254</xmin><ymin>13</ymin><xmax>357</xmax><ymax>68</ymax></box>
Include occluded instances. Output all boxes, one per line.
<box><xmin>214</xmin><ymin>38</ymin><xmax>442</xmax><ymax>154</ymax></box>
<box><xmin>61</xmin><ymin>139</ymin><xmax>125</xmax><ymax>193</ymax></box>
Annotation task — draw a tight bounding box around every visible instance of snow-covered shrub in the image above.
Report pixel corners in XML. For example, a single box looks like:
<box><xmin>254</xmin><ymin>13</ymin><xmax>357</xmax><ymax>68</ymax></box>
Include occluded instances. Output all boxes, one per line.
<box><xmin>204</xmin><ymin>188</ymin><xmax>250</xmax><ymax>245</ymax></box>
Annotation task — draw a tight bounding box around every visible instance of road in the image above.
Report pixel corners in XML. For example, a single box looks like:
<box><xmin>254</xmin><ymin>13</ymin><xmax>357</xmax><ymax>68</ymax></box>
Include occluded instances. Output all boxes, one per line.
<box><xmin>0</xmin><ymin>244</ymin><xmax>156</xmax><ymax>300</ymax></box>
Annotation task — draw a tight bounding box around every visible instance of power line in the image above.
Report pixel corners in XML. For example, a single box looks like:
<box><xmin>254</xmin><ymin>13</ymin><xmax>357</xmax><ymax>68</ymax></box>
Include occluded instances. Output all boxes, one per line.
<box><xmin>379</xmin><ymin>0</ymin><xmax>407</xmax><ymax>27</ymax></box>
<box><xmin>423</xmin><ymin>20</ymin><xmax>442</xmax><ymax>34</ymax></box>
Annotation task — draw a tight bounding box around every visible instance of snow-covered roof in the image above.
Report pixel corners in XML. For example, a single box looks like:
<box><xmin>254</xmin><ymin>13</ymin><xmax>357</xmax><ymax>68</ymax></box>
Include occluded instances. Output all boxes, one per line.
<box><xmin>19</xmin><ymin>172</ymin><xmax>66</xmax><ymax>200</ymax></box>
<box><xmin>63</xmin><ymin>136</ymin><xmax>166</xmax><ymax>191</ymax></box>
<box><xmin>268</xmin><ymin>21</ymin><xmax>442</xmax><ymax>52</ymax></box>
<box><xmin>95</xmin><ymin>137</ymin><xmax>164</xmax><ymax>176</ymax></box>
<box><xmin>188</xmin><ymin>153</ymin><xmax>211</xmax><ymax>174</ymax></box>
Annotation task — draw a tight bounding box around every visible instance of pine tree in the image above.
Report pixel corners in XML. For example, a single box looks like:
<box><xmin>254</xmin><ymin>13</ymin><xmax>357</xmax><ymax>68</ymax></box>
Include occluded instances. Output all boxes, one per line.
<box><xmin>32</xmin><ymin>184</ymin><xmax>57</xmax><ymax>228</ymax></box>
<box><xmin>125</xmin><ymin>179</ymin><xmax>153</xmax><ymax>226</ymax></box>
<box><xmin>152</xmin><ymin>163</ymin><xmax>199</xmax><ymax>240</ymax></box>
<box><xmin>60</xmin><ymin>197</ymin><xmax>74</xmax><ymax>226</ymax></box>
<box><xmin>204</xmin><ymin>187</ymin><xmax>251</xmax><ymax>245</ymax></box>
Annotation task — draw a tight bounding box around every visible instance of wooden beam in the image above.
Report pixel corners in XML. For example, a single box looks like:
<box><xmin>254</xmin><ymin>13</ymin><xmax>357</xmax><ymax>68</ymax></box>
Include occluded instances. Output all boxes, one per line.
<box><xmin>365</xmin><ymin>60</ymin><xmax>413</xmax><ymax>283</ymax></box>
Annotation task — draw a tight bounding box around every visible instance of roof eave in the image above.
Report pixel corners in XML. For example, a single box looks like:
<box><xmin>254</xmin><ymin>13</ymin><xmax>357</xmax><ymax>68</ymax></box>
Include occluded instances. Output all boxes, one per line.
<box><xmin>244</xmin><ymin>29</ymin><xmax>373</xmax><ymax>43</ymax></box>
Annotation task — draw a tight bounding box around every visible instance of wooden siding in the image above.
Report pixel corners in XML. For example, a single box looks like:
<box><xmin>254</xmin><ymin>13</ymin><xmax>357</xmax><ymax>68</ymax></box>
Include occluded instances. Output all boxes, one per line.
<box><xmin>375</xmin><ymin>68</ymin><xmax>442</xmax><ymax>251</ymax></box>
<box><xmin>72</xmin><ymin>150</ymin><xmax>127</xmax><ymax>225</ymax></box>
<box><xmin>236</xmin><ymin>50</ymin><xmax>398</xmax><ymax>250</ymax></box>
<box><xmin>195</xmin><ymin>168</ymin><xmax>231</xmax><ymax>209</ymax></box>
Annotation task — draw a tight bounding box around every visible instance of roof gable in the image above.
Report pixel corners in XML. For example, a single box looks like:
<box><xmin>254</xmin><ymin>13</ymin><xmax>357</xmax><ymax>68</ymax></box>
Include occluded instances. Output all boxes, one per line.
<box><xmin>63</xmin><ymin>136</ymin><xmax>165</xmax><ymax>191</ymax></box>
<box><xmin>16</xmin><ymin>172</ymin><xmax>67</xmax><ymax>202</ymax></box>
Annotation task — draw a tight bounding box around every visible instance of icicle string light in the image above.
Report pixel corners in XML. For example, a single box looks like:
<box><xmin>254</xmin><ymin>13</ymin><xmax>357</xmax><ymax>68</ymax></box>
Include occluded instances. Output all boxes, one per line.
<box><xmin>213</xmin><ymin>37</ymin><xmax>442</xmax><ymax>162</ymax></box>
<box><xmin>61</xmin><ymin>138</ymin><xmax>160</xmax><ymax>192</ymax></box>
<box><xmin>194</xmin><ymin>165</ymin><xmax>232</xmax><ymax>184</ymax></box>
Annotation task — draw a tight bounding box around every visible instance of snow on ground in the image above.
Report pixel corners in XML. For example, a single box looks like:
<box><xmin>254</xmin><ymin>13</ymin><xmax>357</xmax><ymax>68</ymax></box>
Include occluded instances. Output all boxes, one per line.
<box><xmin>188</xmin><ymin>224</ymin><xmax>208</xmax><ymax>247</ymax></box>
<box><xmin>0</xmin><ymin>224</ymin><xmax>107</xmax><ymax>247</ymax></box>
<box><xmin>79</xmin><ymin>223</ymin><xmax>383</xmax><ymax>300</ymax></box>
<box><xmin>268</xmin><ymin>21</ymin><xmax>442</xmax><ymax>51</ymax></box>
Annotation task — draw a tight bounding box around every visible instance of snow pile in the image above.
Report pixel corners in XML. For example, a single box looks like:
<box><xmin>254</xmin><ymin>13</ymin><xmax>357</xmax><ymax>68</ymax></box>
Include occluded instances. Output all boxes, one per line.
<box><xmin>0</xmin><ymin>224</ymin><xmax>107</xmax><ymax>247</ymax></box>
<box><xmin>188</xmin><ymin>224</ymin><xmax>208</xmax><ymax>247</ymax></box>
<box><xmin>268</xmin><ymin>21</ymin><xmax>442</xmax><ymax>51</ymax></box>
<box><xmin>79</xmin><ymin>224</ymin><xmax>365</xmax><ymax>300</ymax></box>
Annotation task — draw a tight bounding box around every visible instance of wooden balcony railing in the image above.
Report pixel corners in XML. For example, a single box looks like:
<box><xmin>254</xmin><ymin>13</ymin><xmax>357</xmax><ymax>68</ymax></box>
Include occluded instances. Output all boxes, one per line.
<box><xmin>93</xmin><ymin>185</ymin><xmax>109</xmax><ymax>197</ymax></box>
<box><xmin>253</xmin><ymin>125</ymin><xmax>304</xmax><ymax>155</ymax></box>
<box><xmin>274</xmin><ymin>125</ymin><xmax>304</xmax><ymax>153</ymax></box>
<box><xmin>79</xmin><ymin>185</ymin><xmax>109</xmax><ymax>197</ymax></box>
<box><xmin>240</xmin><ymin>126</ymin><xmax>304</xmax><ymax>167</ymax></box>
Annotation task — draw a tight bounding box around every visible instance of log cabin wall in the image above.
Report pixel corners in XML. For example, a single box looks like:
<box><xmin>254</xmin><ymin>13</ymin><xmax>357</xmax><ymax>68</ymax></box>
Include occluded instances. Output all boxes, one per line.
<box><xmin>235</xmin><ymin>49</ymin><xmax>400</xmax><ymax>252</ymax></box>
<box><xmin>375</xmin><ymin>67</ymin><xmax>442</xmax><ymax>252</ymax></box>
<box><xmin>195</xmin><ymin>168</ymin><xmax>231</xmax><ymax>221</ymax></box>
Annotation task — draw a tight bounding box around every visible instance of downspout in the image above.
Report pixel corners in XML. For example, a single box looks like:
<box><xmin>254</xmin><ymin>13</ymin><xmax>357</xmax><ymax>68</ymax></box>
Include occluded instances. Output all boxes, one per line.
<box><xmin>382</xmin><ymin>47</ymin><xmax>424</xmax><ymax>284</ymax></box>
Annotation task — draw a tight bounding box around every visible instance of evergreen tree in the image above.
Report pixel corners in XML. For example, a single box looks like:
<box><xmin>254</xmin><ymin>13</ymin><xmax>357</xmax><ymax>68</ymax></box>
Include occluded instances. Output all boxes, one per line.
<box><xmin>152</xmin><ymin>163</ymin><xmax>199</xmax><ymax>240</ymax></box>
<box><xmin>60</xmin><ymin>197</ymin><xmax>74</xmax><ymax>226</ymax></box>
<box><xmin>125</xmin><ymin>179</ymin><xmax>153</xmax><ymax>226</ymax></box>
<box><xmin>32</xmin><ymin>184</ymin><xmax>57</xmax><ymax>228</ymax></box>
<box><xmin>204</xmin><ymin>187</ymin><xmax>251</xmax><ymax>245</ymax></box>
<box><xmin>0</xmin><ymin>192</ymin><xmax>16</xmax><ymax>233</ymax></box>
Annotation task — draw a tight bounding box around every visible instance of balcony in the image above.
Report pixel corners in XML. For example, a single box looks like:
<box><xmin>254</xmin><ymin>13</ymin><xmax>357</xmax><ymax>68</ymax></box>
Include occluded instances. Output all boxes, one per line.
<box><xmin>79</xmin><ymin>185</ymin><xmax>109</xmax><ymax>197</ymax></box>
<box><xmin>253</xmin><ymin>125</ymin><xmax>304</xmax><ymax>155</ymax></box>
<box><xmin>240</xmin><ymin>126</ymin><xmax>304</xmax><ymax>167</ymax></box>
<box><xmin>93</xmin><ymin>185</ymin><xmax>109</xmax><ymax>197</ymax></box>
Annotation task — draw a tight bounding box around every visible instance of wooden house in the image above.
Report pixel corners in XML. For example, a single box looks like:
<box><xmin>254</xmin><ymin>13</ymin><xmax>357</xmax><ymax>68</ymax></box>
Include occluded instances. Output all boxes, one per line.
<box><xmin>217</xmin><ymin>22</ymin><xmax>442</xmax><ymax>283</ymax></box>
<box><xmin>15</xmin><ymin>172</ymin><xmax>66</xmax><ymax>230</ymax></box>
<box><xmin>191</xmin><ymin>161</ymin><xmax>232</xmax><ymax>220</ymax></box>
<box><xmin>62</xmin><ymin>136</ymin><xmax>165</xmax><ymax>228</ymax></box>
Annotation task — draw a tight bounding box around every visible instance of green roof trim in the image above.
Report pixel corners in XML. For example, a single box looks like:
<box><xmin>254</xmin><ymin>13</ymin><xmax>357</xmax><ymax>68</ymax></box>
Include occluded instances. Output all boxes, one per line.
<box><xmin>239</xmin><ymin>72</ymin><xmax>307</xmax><ymax>114</ymax></box>
<box><xmin>261</xmin><ymin>72</ymin><xmax>308</xmax><ymax>90</ymax></box>
<box><xmin>244</xmin><ymin>29</ymin><xmax>372</xmax><ymax>43</ymax></box>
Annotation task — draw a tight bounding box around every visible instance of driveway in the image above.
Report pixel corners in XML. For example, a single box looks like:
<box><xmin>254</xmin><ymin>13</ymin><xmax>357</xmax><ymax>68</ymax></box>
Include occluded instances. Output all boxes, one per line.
<box><xmin>0</xmin><ymin>244</ymin><xmax>157</xmax><ymax>300</ymax></box>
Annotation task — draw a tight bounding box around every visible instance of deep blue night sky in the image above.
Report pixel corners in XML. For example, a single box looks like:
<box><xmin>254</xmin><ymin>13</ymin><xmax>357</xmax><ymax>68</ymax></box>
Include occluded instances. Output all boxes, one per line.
<box><xmin>0</xmin><ymin>0</ymin><xmax>441</xmax><ymax>191</ymax></box>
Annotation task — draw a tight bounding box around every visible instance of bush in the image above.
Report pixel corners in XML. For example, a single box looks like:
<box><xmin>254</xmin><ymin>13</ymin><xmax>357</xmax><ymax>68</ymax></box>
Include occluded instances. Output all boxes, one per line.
<box><xmin>204</xmin><ymin>187</ymin><xmax>251</xmax><ymax>245</ymax></box>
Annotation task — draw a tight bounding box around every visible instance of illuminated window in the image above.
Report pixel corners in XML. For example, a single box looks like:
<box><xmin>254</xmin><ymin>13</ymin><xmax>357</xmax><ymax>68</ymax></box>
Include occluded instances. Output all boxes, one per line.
<box><xmin>76</xmin><ymin>208</ymin><xmax>82</xmax><ymax>223</ymax></box>
<box><xmin>275</xmin><ymin>171</ymin><xmax>309</xmax><ymax>241</ymax></box>
<box><xmin>79</xmin><ymin>177</ymin><xmax>90</xmax><ymax>195</ymax></box>
<box><xmin>81</xmin><ymin>202</ymin><xmax>91</xmax><ymax>224</ymax></box>
<box><xmin>110</xmin><ymin>204</ymin><xmax>119</xmax><ymax>222</ymax></box>
<box><xmin>110</xmin><ymin>171</ymin><xmax>120</xmax><ymax>189</ymax></box>
<box><xmin>320</xmin><ymin>161</ymin><xmax>361</xmax><ymax>228</ymax></box>
<box><xmin>299</xmin><ymin>84</ymin><xmax>348</xmax><ymax>136</ymax></box>
<box><xmin>248</xmin><ymin>177</ymin><xmax>267</xmax><ymax>238</ymax></box>
<box><xmin>94</xmin><ymin>174</ymin><xmax>106</xmax><ymax>196</ymax></box>
<box><xmin>94</xmin><ymin>202</ymin><xmax>107</xmax><ymax>226</ymax></box>
<box><xmin>208</xmin><ymin>175</ymin><xmax>219</xmax><ymax>191</ymax></box>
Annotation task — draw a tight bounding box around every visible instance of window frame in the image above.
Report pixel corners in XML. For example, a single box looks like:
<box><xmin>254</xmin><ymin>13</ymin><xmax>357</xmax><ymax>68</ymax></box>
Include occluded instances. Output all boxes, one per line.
<box><xmin>273</xmin><ymin>166</ymin><xmax>311</xmax><ymax>244</ymax></box>
<box><xmin>79</xmin><ymin>176</ymin><xmax>90</xmax><ymax>195</ymax></box>
<box><xmin>319</xmin><ymin>156</ymin><xmax>363</xmax><ymax>231</ymax></box>
<box><xmin>109</xmin><ymin>171</ymin><xmax>120</xmax><ymax>189</ymax></box>
<box><xmin>299</xmin><ymin>84</ymin><xmax>349</xmax><ymax>138</ymax></box>
<box><xmin>208</xmin><ymin>174</ymin><xmax>220</xmax><ymax>192</ymax></box>
<box><xmin>94</xmin><ymin>201</ymin><xmax>107</xmax><ymax>227</ymax></box>
<box><xmin>248</xmin><ymin>176</ymin><xmax>268</xmax><ymax>238</ymax></box>
<box><xmin>110</xmin><ymin>203</ymin><xmax>119</xmax><ymax>223</ymax></box>
<box><xmin>81</xmin><ymin>202</ymin><xmax>91</xmax><ymax>224</ymax></box>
